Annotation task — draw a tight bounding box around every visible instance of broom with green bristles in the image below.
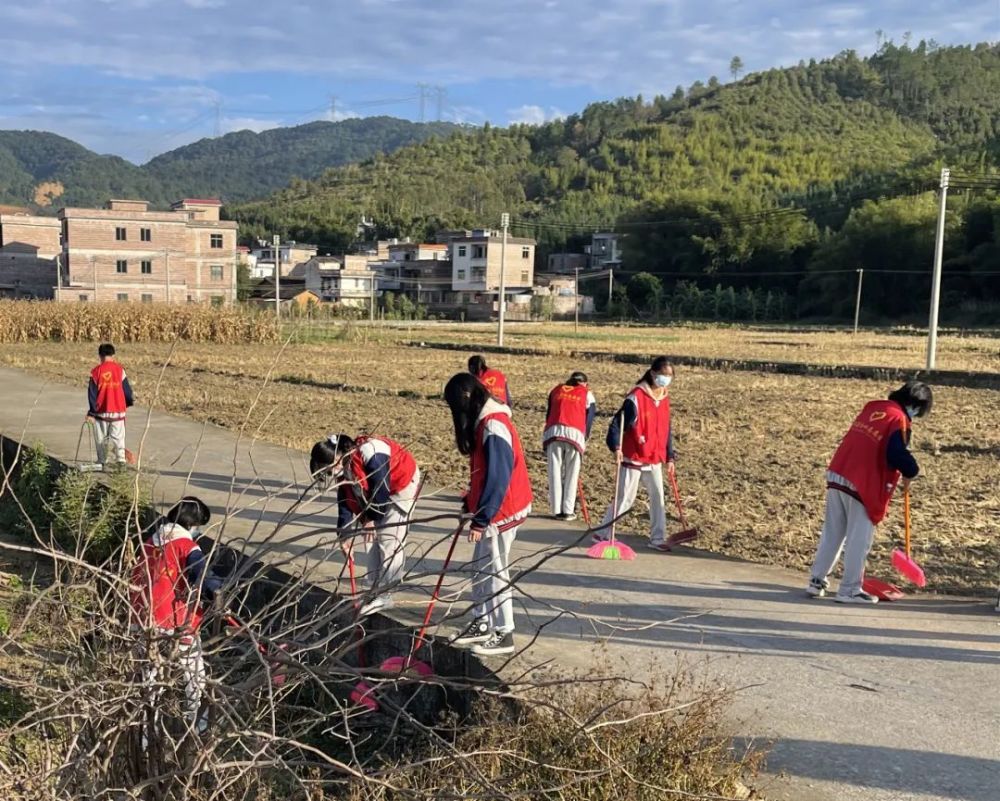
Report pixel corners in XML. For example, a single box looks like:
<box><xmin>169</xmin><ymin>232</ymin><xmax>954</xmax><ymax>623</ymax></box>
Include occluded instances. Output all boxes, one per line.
<box><xmin>587</xmin><ymin>412</ymin><xmax>636</xmax><ymax>561</ymax></box>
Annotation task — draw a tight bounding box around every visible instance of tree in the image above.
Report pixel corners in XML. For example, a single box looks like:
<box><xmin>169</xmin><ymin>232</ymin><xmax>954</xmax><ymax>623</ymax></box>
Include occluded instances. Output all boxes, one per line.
<box><xmin>626</xmin><ymin>272</ymin><xmax>663</xmax><ymax>315</ymax></box>
<box><xmin>729</xmin><ymin>56</ymin><xmax>744</xmax><ymax>81</ymax></box>
<box><xmin>236</xmin><ymin>260</ymin><xmax>253</xmax><ymax>302</ymax></box>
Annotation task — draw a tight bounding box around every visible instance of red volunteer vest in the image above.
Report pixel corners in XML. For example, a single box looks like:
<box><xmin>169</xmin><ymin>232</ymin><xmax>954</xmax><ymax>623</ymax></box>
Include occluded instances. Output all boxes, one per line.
<box><xmin>478</xmin><ymin>368</ymin><xmax>508</xmax><ymax>403</ymax></box>
<box><xmin>621</xmin><ymin>387</ymin><xmax>670</xmax><ymax>465</ymax></box>
<box><xmin>91</xmin><ymin>361</ymin><xmax>128</xmax><ymax>419</ymax></box>
<box><xmin>468</xmin><ymin>411</ymin><xmax>533</xmax><ymax>527</ymax></box>
<box><xmin>828</xmin><ymin>400</ymin><xmax>909</xmax><ymax>524</ymax></box>
<box><xmin>543</xmin><ymin>384</ymin><xmax>590</xmax><ymax>453</ymax></box>
<box><xmin>131</xmin><ymin>534</ymin><xmax>203</xmax><ymax>632</ymax></box>
<box><xmin>344</xmin><ymin>436</ymin><xmax>418</xmax><ymax>514</ymax></box>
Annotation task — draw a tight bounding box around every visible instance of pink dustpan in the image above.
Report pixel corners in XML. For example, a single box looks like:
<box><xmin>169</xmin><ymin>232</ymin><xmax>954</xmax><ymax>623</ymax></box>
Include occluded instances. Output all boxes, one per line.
<box><xmin>892</xmin><ymin>487</ymin><xmax>926</xmax><ymax>587</ymax></box>
<box><xmin>350</xmin><ymin>680</ymin><xmax>379</xmax><ymax>712</ymax></box>
<box><xmin>862</xmin><ymin>577</ymin><xmax>905</xmax><ymax>601</ymax></box>
<box><xmin>378</xmin><ymin>656</ymin><xmax>433</xmax><ymax>676</ymax></box>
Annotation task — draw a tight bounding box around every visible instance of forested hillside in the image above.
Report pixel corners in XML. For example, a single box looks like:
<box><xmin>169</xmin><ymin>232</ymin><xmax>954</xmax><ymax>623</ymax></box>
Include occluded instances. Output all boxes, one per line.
<box><xmin>0</xmin><ymin>118</ymin><xmax>462</xmax><ymax>209</ymax></box>
<box><xmin>232</xmin><ymin>42</ymin><xmax>1000</xmax><ymax>321</ymax></box>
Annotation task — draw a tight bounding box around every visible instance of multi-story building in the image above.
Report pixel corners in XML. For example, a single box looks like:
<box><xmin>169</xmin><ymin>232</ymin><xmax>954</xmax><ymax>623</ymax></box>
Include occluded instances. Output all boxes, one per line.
<box><xmin>448</xmin><ymin>229</ymin><xmax>535</xmax><ymax>295</ymax></box>
<box><xmin>547</xmin><ymin>252</ymin><xmax>589</xmax><ymax>274</ymax></box>
<box><xmin>387</xmin><ymin>242</ymin><xmax>448</xmax><ymax>263</ymax></box>
<box><xmin>587</xmin><ymin>232</ymin><xmax>621</xmax><ymax>270</ymax></box>
<box><xmin>0</xmin><ymin>213</ymin><xmax>61</xmax><ymax>298</ymax></box>
<box><xmin>303</xmin><ymin>256</ymin><xmax>373</xmax><ymax>307</ymax></box>
<box><xmin>250</xmin><ymin>241</ymin><xmax>318</xmax><ymax>279</ymax></box>
<box><xmin>54</xmin><ymin>198</ymin><xmax>238</xmax><ymax>304</ymax></box>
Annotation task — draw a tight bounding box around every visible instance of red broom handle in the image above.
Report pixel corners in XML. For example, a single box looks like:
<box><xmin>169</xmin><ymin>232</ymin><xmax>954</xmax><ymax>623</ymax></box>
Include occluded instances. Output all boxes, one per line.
<box><xmin>577</xmin><ymin>478</ymin><xmax>591</xmax><ymax>526</ymax></box>
<box><xmin>903</xmin><ymin>484</ymin><xmax>911</xmax><ymax>558</ymax></box>
<box><xmin>409</xmin><ymin>520</ymin><xmax>467</xmax><ymax>662</ymax></box>
<box><xmin>668</xmin><ymin>469</ymin><xmax>689</xmax><ymax>530</ymax></box>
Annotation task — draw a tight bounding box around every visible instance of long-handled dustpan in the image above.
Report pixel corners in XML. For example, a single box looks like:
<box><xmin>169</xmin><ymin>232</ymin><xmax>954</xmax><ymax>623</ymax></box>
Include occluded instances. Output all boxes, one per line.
<box><xmin>861</xmin><ymin>576</ymin><xmax>905</xmax><ymax>601</ymax></box>
<box><xmin>891</xmin><ymin>486</ymin><xmax>926</xmax><ymax>587</ymax></box>
<box><xmin>666</xmin><ymin>468</ymin><xmax>699</xmax><ymax>548</ymax></box>
<box><xmin>577</xmin><ymin>477</ymin><xmax>592</xmax><ymax>527</ymax></box>
<box><xmin>346</xmin><ymin>553</ymin><xmax>379</xmax><ymax>712</ymax></box>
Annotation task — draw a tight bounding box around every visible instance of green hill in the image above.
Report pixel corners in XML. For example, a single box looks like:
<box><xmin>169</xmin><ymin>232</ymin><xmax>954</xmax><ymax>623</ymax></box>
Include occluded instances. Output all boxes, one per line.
<box><xmin>0</xmin><ymin>117</ymin><xmax>464</xmax><ymax>209</ymax></box>
<box><xmin>230</xmin><ymin>42</ymin><xmax>1000</xmax><ymax>321</ymax></box>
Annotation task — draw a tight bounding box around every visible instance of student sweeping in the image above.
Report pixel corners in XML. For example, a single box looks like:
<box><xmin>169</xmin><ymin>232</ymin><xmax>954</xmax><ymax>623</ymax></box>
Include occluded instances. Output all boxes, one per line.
<box><xmin>310</xmin><ymin>433</ymin><xmax>421</xmax><ymax>616</ymax></box>
<box><xmin>445</xmin><ymin>372</ymin><xmax>532</xmax><ymax>657</ymax></box>
<box><xmin>543</xmin><ymin>371</ymin><xmax>597</xmax><ymax>520</ymax></box>
<box><xmin>597</xmin><ymin>356</ymin><xmax>675</xmax><ymax>552</ymax></box>
<box><xmin>130</xmin><ymin>496</ymin><xmax>223</xmax><ymax>736</ymax></box>
<box><xmin>86</xmin><ymin>343</ymin><xmax>134</xmax><ymax>466</ymax></box>
<box><xmin>468</xmin><ymin>354</ymin><xmax>512</xmax><ymax>406</ymax></box>
<box><xmin>807</xmin><ymin>381</ymin><xmax>932</xmax><ymax>604</ymax></box>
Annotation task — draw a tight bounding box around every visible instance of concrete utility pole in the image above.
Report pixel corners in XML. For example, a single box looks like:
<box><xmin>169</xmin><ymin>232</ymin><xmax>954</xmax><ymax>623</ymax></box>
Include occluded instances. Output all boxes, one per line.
<box><xmin>608</xmin><ymin>267</ymin><xmax>614</xmax><ymax>306</ymax></box>
<box><xmin>853</xmin><ymin>268</ymin><xmax>864</xmax><ymax>334</ymax></box>
<box><xmin>497</xmin><ymin>213</ymin><xmax>509</xmax><ymax>346</ymax></box>
<box><xmin>91</xmin><ymin>255</ymin><xmax>97</xmax><ymax>301</ymax></box>
<box><xmin>273</xmin><ymin>234</ymin><xmax>281</xmax><ymax>318</ymax></box>
<box><xmin>369</xmin><ymin>271</ymin><xmax>376</xmax><ymax>322</ymax></box>
<box><xmin>574</xmin><ymin>265</ymin><xmax>580</xmax><ymax>333</ymax></box>
<box><xmin>926</xmin><ymin>167</ymin><xmax>950</xmax><ymax>370</ymax></box>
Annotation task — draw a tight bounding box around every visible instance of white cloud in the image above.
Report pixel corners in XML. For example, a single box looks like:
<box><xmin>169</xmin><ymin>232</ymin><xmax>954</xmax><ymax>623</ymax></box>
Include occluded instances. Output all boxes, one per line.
<box><xmin>508</xmin><ymin>104</ymin><xmax>564</xmax><ymax>126</ymax></box>
<box><xmin>221</xmin><ymin>116</ymin><xmax>282</xmax><ymax>134</ymax></box>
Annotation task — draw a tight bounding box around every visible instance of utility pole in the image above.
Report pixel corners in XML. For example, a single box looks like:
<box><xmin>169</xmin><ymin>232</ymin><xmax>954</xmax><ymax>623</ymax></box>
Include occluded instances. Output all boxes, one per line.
<box><xmin>273</xmin><ymin>234</ymin><xmax>281</xmax><ymax>318</ymax></box>
<box><xmin>497</xmin><ymin>213</ymin><xmax>509</xmax><ymax>346</ymax></box>
<box><xmin>853</xmin><ymin>268</ymin><xmax>864</xmax><ymax>334</ymax></box>
<box><xmin>369</xmin><ymin>271</ymin><xmax>376</xmax><ymax>322</ymax></box>
<box><xmin>608</xmin><ymin>267</ymin><xmax>614</xmax><ymax>307</ymax></box>
<box><xmin>434</xmin><ymin>86</ymin><xmax>446</xmax><ymax>121</ymax></box>
<box><xmin>91</xmin><ymin>255</ymin><xmax>97</xmax><ymax>301</ymax></box>
<box><xmin>926</xmin><ymin>167</ymin><xmax>950</xmax><ymax>370</ymax></box>
<box><xmin>164</xmin><ymin>248</ymin><xmax>171</xmax><ymax>303</ymax></box>
<box><xmin>417</xmin><ymin>83</ymin><xmax>429</xmax><ymax>122</ymax></box>
<box><xmin>574</xmin><ymin>265</ymin><xmax>580</xmax><ymax>333</ymax></box>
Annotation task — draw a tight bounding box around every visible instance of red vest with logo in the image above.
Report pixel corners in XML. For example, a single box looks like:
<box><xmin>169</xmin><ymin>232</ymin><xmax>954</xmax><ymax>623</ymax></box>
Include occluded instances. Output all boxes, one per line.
<box><xmin>91</xmin><ymin>361</ymin><xmax>128</xmax><ymax>419</ymax></box>
<box><xmin>131</xmin><ymin>532</ymin><xmax>203</xmax><ymax>632</ymax></box>
<box><xmin>478</xmin><ymin>368</ymin><xmax>508</xmax><ymax>403</ymax></box>
<box><xmin>828</xmin><ymin>400</ymin><xmax>909</xmax><ymax>524</ymax></box>
<box><xmin>543</xmin><ymin>384</ymin><xmax>590</xmax><ymax>453</ymax></box>
<box><xmin>344</xmin><ymin>436</ymin><xmax>418</xmax><ymax>513</ymax></box>
<box><xmin>621</xmin><ymin>387</ymin><xmax>670</xmax><ymax>465</ymax></box>
<box><xmin>468</xmin><ymin>412</ymin><xmax>533</xmax><ymax>527</ymax></box>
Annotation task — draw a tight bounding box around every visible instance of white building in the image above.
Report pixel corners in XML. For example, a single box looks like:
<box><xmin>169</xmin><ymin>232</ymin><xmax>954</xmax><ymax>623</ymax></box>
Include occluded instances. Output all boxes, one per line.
<box><xmin>250</xmin><ymin>241</ymin><xmax>319</xmax><ymax>279</ymax></box>
<box><xmin>448</xmin><ymin>229</ymin><xmax>535</xmax><ymax>293</ymax></box>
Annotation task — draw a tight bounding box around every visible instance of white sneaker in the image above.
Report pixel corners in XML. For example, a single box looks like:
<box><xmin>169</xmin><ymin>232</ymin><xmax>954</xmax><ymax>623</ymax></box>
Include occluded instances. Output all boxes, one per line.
<box><xmin>806</xmin><ymin>577</ymin><xmax>829</xmax><ymax>598</ymax></box>
<box><xmin>359</xmin><ymin>594</ymin><xmax>394</xmax><ymax>616</ymax></box>
<box><xmin>834</xmin><ymin>590</ymin><xmax>878</xmax><ymax>605</ymax></box>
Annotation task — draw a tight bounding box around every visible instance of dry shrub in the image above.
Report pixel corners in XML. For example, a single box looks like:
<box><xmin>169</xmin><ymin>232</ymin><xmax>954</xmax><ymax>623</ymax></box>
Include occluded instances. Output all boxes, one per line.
<box><xmin>351</xmin><ymin>675</ymin><xmax>763</xmax><ymax>801</ymax></box>
<box><xmin>0</xmin><ymin>301</ymin><xmax>279</xmax><ymax>344</ymax></box>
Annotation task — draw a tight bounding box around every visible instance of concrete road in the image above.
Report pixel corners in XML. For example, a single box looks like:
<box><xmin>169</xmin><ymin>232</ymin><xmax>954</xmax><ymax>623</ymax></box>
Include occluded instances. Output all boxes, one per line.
<box><xmin>1</xmin><ymin>366</ymin><xmax>997</xmax><ymax>801</ymax></box>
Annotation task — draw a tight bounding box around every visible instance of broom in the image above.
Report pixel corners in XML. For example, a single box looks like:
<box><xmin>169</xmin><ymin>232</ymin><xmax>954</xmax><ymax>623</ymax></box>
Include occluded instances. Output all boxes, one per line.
<box><xmin>587</xmin><ymin>421</ymin><xmax>636</xmax><ymax>561</ymax></box>
<box><xmin>577</xmin><ymin>477</ymin><xmax>591</xmax><ymax>527</ymax></box>
<box><xmin>891</xmin><ymin>484</ymin><xmax>926</xmax><ymax>587</ymax></box>
<box><xmin>666</xmin><ymin>467</ymin><xmax>699</xmax><ymax>548</ymax></box>
<box><xmin>346</xmin><ymin>551</ymin><xmax>378</xmax><ymax>712</ymax></box>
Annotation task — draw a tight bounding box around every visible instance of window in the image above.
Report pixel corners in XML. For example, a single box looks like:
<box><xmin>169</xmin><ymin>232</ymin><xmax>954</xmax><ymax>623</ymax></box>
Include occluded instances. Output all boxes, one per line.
<box><xmin>457</xmin><ymin>246</ymin><xmax>467</xmax><ymax>257</ymax></box>
<box><xmin>211</xmin><ymin>295</ymin><xmax>224</xmax><ymax>307</ymax></box>
<box><xmin>457</xmin><ymin>268</ymin><xmax>466</xmax><ymax>281</ymax></box>
<box><xmin>187</xmin><ymin>294</ymin><xmax>195</xmax><ymax>303</ymax></box>
<box><xmin>522</xmin><ymin>247</ymin><xmax>531</xmax><ymax>259</ymax></box>
<box><xmin>141</xmin><ymin>293</ymin><xmax>153</xmax><ymax>304</ymax></box>
<box><xmin>78</xmin><ymin>294</ymin><xmax>88</xmax><ymax>302</ymax></box>
<box><xmin>471</xmin><ymin>245</ymin><xmax>485</xmax><ymax>259</ymax></box>
<box><xmin>210</xmin><ymin>265</ymin><xmax>224</xmax><ymax>281</ymax></box>
<box><xmin>141</xmin><ymin>260</ymin><xmax>152</xmax><ymax>274</ymax></box>
<box><xmin>116</xmin><ymin>293</ymin><xmax>129</xmax><ymax>303</ymax></box>
<box><xmin>210</xmin><ymin>233</ymin><xmax>224</xmax><ymax>249</ymax></box>
<box><xmin>521</xmin><ymin>270</ymin><xmax>529</xmax><ymax>283</ymax></box>
<box><xmin>140</xmin><ymin>227</ymin><xmax>152</xmax><ymax>242</ymax></box>
<box><xmin>261</xmin><ymin>249</ymin><xmax>271</xmax><ymax>260</ymax></box>
<box><xmin>116</xmin><ymin>259</ymin><xmax>128</xmax><ymax>274</ymax></box>
<box><xmin>115</xmin><ymin>227</ymin><xmax>127</xmax><ymax>241</ymax></box>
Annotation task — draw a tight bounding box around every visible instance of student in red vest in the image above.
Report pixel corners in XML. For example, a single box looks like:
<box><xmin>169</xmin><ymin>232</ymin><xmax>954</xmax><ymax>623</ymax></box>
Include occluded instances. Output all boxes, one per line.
<box><xmin>597</xmin><ymin>356</ymin><xmax>675</xmax><ymax>551</ymax></box>
<box><xmin>86</xmin><ymin>343</ymin><xmax>134</xmax><ymax>466</ymax></box>
<box><xmin>543</xmin><ymin>371</ymin><xmax>597</xmax><ymax>520</ymax></box>
<box><xmin>468</xmin><ymin>354</ymin><xmax>512</xmax><ymax>406</ymax></box>
<box><xmin>310</xmin><ymin>433</ymin><xmax>421</xmax><ymax>616</ymax></box>
<box><xmin>131</xmin><ymin>496</ymin><xmax>223</xmax><ymax>736</ymax></box>
<box><xmin>445</xmin><ymin>372</ymin><xmax>532</xmax><ymax>657</ymax></box>
<box><xmin>808</xmin><ymin>381</ymin><xmax>932</xmax><ymax>604</ymax></box>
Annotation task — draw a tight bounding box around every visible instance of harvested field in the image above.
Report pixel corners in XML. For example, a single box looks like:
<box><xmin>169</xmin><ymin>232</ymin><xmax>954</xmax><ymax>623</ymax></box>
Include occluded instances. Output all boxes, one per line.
<box><xmin>286</xmin><ymin>319</ymin><xmax>1000</xmax><ymax>373</ymax></box>
<box><xmin>1</xmin><ymin>332</ymin><xmax>997</xmax><ymax>595</ymax></box>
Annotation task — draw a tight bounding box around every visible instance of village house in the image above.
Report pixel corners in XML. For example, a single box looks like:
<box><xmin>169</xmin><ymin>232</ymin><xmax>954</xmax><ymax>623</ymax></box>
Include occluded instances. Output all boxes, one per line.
<box><xmin>250</xmin><ymin>240</ymin><xmax>318</xmax><ymax>279</ymax></box>
<box><xmin>54</xmin><ymin>198</ymin><xmax>238</xmax><ymax>304</ymax></box>
<box><xmin>302</xmin><ymin>255</ymin><xmax>374</xmax><ymax>307</ymax></box>
<box><xmin>0</xmin><ymin>212</ymin><xmax>61</xmax><ymax>298</ymax></box>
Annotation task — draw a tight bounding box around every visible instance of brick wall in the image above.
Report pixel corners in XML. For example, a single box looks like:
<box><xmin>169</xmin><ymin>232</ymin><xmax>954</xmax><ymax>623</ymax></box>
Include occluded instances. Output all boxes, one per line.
<box><xmin>0</xmin><ymin>215</ymin><xmax>61</xmax><ymax>298</ymax></box>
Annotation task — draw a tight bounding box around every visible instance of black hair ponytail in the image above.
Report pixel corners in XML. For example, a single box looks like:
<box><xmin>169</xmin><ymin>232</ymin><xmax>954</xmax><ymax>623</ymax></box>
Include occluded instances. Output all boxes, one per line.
<box><xmin>445</xmin><ymin>373</ymin><xmax>491</xmax><ymax>455</ymax></box>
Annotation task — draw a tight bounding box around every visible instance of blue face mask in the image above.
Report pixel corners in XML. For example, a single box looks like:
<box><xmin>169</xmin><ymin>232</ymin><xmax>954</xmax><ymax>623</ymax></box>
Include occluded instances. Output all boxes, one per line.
<box><xmin>905</xmin><ymin>405</ymin><xmax>919</xmax><ymax>419</ymax></box>
<box><xmin>654</xmin><ymin>374</ymin><xmax>672</xmax><ymax>388</ymax></box>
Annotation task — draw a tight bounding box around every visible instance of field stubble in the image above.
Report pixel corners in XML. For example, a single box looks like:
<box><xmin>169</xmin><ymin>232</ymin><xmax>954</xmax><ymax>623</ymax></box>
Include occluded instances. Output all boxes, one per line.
<box><xmin>1</xmin><ymin>338</ymin><xmax>997</xmax><ymax>595</ymax></box>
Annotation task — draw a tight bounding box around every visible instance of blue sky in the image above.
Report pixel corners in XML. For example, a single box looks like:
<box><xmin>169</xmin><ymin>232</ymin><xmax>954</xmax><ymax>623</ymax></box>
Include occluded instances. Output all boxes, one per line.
<box><xmin>1</xmin><ymin>0</ymin><xmax>997</xmax><ymax>164</ymax></box>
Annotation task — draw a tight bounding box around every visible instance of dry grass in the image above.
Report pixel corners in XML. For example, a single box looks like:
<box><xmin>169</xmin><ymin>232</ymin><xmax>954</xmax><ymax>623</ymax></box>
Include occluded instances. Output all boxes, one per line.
<box><xmin>1</xmin><ymin>335</ymin><xmax>997</xmax><ymax>595</ymax></box>
<box><xmin>0</xmin><ymin>301</ymin><xmax>280</xmax><ymax>344</ymax></box>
